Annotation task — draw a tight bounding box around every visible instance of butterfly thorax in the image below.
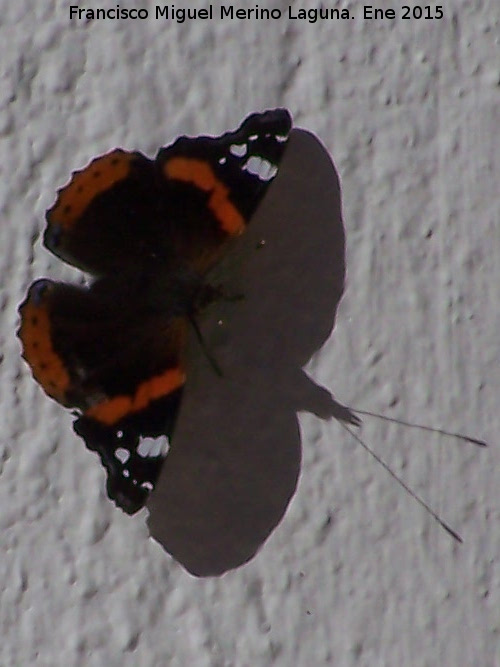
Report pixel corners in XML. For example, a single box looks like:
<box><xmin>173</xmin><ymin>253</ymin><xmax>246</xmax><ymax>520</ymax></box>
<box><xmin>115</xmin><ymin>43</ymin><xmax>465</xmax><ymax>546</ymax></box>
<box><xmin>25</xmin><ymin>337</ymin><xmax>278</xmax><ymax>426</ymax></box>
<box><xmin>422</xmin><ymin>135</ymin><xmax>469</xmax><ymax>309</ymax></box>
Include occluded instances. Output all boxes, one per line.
<box><xmin>90</xmin><ymin>257</ymin><xmax>217</xmax><ymax>321</ymax></box>
<box><xmin>17</xmin><ymin>108</ymin><xmax>292</xmax><ymax>514</ymax></box>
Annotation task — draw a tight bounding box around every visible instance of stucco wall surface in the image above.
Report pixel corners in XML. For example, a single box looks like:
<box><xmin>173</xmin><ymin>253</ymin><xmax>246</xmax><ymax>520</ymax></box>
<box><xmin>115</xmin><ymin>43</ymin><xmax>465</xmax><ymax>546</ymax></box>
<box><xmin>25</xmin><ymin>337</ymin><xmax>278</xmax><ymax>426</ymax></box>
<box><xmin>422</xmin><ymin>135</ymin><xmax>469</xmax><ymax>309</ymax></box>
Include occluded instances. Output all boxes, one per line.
<box><xmin>1</xmin><ymin>1</ymin><xmax>499</xmax><ymax>665</ymax></box>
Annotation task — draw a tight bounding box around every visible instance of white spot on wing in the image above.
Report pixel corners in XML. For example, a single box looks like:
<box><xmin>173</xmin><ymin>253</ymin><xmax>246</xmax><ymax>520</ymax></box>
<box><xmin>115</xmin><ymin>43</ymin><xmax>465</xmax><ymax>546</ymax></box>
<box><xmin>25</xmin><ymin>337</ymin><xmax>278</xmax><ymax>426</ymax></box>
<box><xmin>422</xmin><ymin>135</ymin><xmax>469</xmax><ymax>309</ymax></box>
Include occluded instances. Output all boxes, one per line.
<box><xmin>123</xmin><ymin>469</ymin><xmax>130</xmax><ymax>478</ymax></box>
<box><xmin>244</xmin><ymin>156</ymin><xmax>278</xmax><ymax>181</ymax></box>
<box><xmin>219</xmin><ymin>157</ymin><xmax>226</xmax><ymax>165</ymax></box>
<box><xmin>276</xmin><ymin>134</ymin><xmax>288</xmax><ymax>143</ymax></box>
<box><xmin>137</xmin><ymin>436</ymin><xmax>170</xmax><ymax>458</ymax></box>
<box><xmin>115</xmin><ymin>448</ymin><xmax>130</xmax><ymax>464</ymax></box>
<box><xmin>141</xmin><ymin>481</ymin><xmax>154</xmax><ymax>491</ymax></box>
<box><xmin>230</xmin><ymin>143</ymin><xmax>247</xmax><ymax>157</ymax></box>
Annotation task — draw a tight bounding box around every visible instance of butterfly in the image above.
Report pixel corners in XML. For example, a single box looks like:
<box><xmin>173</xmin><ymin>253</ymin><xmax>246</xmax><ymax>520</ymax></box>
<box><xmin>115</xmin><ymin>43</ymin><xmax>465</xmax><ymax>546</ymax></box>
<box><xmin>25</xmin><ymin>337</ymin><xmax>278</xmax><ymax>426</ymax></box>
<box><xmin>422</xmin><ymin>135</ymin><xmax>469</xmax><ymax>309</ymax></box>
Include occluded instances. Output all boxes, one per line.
<box><xmin>17</xmin><ymin>109</ymin><xmax>292</xmax><ymax>514</ymax></box>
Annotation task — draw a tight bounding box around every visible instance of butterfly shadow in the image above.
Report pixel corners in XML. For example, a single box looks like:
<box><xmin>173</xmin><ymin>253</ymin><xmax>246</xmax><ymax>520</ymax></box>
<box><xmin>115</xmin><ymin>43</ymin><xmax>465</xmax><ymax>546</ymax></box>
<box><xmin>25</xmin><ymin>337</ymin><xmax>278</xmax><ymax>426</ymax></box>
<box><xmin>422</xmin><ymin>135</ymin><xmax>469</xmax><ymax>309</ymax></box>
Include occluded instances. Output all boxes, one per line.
<box><xmin>147</xmin><ymin>128</ymin><xmax>353</xmax><ymax>576</ymax></box>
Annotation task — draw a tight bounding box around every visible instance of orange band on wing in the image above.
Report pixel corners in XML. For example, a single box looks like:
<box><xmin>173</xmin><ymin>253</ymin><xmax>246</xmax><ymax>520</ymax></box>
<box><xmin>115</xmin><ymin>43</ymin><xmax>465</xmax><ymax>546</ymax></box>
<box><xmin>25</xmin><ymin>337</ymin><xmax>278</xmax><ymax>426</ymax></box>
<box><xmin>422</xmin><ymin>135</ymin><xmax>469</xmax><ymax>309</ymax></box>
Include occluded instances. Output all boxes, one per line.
<box><xmin>85</xmin><ymin>367</ymin><xmax>186</xmax><ymax>426</ymax></box>
<box><xmin>18</xmin><ymin>296</ymin><xmax>70</xmax><ymax>404</ymax></box>
<box><xmin>47</xmin><ymin>150</ymin><xmax>135</xmax><ymax>230</ymax></box>
<box><xmin>164</xmin><ymin>157</ymin><xmax>245</xmax><ymax>236</ymax></box>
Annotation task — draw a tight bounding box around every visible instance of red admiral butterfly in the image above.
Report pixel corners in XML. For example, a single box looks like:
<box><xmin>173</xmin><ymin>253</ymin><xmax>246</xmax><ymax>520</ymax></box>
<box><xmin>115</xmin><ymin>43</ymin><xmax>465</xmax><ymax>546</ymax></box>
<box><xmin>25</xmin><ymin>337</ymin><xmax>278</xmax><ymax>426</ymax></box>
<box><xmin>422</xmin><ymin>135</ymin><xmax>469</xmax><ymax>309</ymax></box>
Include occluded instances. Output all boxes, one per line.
<box><xmin>18</xmin><ymin>109</ymin><xmax>292</xmax><ymax>515</ymax></box>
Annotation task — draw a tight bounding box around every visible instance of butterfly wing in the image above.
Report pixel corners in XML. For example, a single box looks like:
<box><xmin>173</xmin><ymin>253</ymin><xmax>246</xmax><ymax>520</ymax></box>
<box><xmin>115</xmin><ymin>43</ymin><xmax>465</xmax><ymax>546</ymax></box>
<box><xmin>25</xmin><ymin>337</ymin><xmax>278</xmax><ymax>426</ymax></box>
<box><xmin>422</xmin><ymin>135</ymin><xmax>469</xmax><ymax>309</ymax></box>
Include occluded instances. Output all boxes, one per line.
<box><xmin>19</xmin><ymin>109</ymin><xmax>293</xmax><ymax>513</ymax></box>
<box><xmin>73</xmin><ymin>392</ymin><xmax>182</xmax><ymax>515</ymax></box>
<box><xmin>44</xmin><ymin>149</ymin><xmax>163</xmax><ymax>275</ymax></box>
<box><xmin>156</xmin><ymin>108</ymin><xmax>292</xmax><ymax>275</ymax></box>
<box><xmin>44</xmin><ymin>109</ymin><xmax>292</xmax><ymax>276</ymax></box>
<box><xmin>18</xmin><ymin>278</ymin><xmax>186</xmax><ymax>512</ymax></box>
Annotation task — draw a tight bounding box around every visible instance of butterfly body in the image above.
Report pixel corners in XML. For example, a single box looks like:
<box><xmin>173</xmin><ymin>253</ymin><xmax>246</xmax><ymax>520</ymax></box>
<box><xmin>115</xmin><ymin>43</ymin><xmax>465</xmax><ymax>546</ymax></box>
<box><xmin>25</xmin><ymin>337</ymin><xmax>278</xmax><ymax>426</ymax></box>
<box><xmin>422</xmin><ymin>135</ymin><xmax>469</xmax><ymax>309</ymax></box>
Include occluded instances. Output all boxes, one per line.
<box><xmin>18</xmin><ymin>109</ymin><xmax>292</xmax><ymax>513</ymax></box>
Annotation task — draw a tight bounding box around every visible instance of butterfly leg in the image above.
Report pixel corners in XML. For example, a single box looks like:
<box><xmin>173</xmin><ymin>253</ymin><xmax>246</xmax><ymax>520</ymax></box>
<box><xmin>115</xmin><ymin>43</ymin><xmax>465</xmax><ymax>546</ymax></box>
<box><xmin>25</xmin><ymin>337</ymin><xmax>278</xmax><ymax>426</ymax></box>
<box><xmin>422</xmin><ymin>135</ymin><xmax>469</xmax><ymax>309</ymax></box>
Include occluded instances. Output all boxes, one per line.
<box><xmin>187</xmin><ymin>313</ymin><xmax>223</xmax><ymax>377</ymax></box>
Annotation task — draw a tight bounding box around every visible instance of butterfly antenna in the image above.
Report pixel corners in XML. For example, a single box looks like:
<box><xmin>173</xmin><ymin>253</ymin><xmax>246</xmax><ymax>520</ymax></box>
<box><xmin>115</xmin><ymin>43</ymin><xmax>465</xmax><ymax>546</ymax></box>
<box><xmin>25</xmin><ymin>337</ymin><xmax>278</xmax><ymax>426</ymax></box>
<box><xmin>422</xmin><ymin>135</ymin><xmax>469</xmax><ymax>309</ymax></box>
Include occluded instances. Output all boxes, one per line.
<box><xmin>188</xmin><ymin>315</ymin><xmax>223</xmax><ymax>377</ymax></box>
<box><xmin>349</xmin><ymin>408</ymin><xmax>487</xmax><ymax>448</ymax></box>
<box><xmin>338</xmin><ymin>421</ymin><xmax>463</xmax><ymax>543</ymax></box>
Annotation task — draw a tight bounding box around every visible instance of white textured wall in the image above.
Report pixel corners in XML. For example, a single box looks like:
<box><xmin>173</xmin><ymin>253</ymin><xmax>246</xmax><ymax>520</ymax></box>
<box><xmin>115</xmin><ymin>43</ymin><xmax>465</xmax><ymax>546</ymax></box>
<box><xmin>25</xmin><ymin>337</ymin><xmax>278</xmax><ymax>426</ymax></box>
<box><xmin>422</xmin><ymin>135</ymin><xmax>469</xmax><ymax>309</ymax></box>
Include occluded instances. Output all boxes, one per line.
<box><xmin>2</xmin><ymin>1</ymin><xmax>499</xmax><ymax>665</ymax></box>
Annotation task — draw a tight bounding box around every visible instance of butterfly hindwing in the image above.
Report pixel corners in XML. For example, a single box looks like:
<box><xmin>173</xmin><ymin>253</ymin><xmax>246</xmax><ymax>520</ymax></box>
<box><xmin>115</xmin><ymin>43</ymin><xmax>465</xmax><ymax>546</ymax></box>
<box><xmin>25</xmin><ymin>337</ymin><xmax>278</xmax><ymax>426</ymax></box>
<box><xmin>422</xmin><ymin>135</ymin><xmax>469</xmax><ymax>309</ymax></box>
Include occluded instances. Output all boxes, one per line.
<box><xmin>44</xmin><ymin>150</ymin><xmax>161</xmax><ymax>275</ymax></box>
<box><xmin>18</xmin><ymin>277</ymin><xmax>187</xmax><ymax>513</ymax></box>
<box><xmin>44</xmin><ymin>109</ymin><xmax>292</xmax><ymax>278</ymax></box>
<box><xmin>18</xmin><ymin>109</ymin><xmax>293</xmax><ymax>513</ymax></box>
<box><xmin>18</xmin><ymin>277</ymin><xmax>188</xmax><ymax>420</ymax></box>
